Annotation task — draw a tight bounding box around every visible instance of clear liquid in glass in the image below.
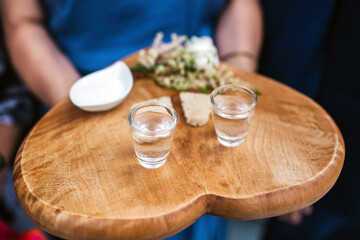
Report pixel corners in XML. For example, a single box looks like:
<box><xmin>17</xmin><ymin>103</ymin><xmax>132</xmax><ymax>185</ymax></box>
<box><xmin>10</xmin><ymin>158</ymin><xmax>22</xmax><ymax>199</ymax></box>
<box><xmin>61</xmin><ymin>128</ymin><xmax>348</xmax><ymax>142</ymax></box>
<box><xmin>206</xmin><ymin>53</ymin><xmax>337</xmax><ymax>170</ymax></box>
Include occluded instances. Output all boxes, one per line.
<box><xmin>131</xmin><ymin>111</ymin><xmax>175</xmax><ymax>168</ymax></box>
<box><xmin>212</xmin><ymin>96</ymin><xmax>254</xmax><ymax>147</ymax></box>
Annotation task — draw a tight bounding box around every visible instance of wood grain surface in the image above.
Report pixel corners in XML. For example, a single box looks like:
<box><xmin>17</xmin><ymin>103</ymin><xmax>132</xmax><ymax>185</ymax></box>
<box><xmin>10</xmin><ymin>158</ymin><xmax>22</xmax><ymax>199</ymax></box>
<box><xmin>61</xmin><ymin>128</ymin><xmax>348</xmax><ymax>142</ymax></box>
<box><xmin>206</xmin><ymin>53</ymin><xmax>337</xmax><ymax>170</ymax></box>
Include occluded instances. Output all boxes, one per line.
<box><xmin>13</xmin><ymin>54</ymin><xmax>345</xmax><ymax>240</ymax></box>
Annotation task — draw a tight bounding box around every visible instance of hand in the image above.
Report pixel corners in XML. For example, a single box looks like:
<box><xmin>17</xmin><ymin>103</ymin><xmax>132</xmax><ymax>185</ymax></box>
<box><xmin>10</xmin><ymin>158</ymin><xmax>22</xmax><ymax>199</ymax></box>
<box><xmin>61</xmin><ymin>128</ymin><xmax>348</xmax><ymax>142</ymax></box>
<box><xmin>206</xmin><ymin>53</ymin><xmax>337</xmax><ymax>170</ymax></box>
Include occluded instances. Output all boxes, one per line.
<box><xmin>225</xmin><ymin>56</ymin><xmax>257</xmax><ymax>72</ymax></box>
<box><xmin>277</xmin><ymin>206</ymin><xmax>313</xmax><ymax>225</ymax></box>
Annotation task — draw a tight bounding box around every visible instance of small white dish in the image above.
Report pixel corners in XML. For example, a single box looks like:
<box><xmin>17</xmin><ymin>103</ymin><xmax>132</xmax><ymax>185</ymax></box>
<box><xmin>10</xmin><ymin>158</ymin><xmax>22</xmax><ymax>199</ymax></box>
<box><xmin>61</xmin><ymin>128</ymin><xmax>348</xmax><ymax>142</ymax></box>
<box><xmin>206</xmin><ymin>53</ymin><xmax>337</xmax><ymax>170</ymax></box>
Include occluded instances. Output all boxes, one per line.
<box><xmin>70</xmin><ymin>61</ymin><xmax>133</xmax><ymax>112</ymax></box>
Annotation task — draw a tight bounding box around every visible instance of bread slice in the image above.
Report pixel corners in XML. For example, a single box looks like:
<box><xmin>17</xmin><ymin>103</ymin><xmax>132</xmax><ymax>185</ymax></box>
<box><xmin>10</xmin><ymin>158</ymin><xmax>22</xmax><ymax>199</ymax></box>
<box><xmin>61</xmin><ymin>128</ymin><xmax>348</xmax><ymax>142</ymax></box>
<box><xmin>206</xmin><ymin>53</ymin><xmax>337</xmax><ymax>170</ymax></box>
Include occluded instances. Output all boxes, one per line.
<box><xmin>131</xmin><ymin>96</ymin><xmax>173</xmax><ymax>114</ymax></box>
<box><xmin>148</xmin><ymin>96</ymin><xmax>173</xmax><ymax>108</ymax></box>
<box><xmin>180</xmin><ymin>92</ymin><xmax>212</xmax><ymax>126</ymax></box>
<box><xmin>132</xmin><ymin>96</ymin><xmax>172</xmax><ymax>108</ymax></box>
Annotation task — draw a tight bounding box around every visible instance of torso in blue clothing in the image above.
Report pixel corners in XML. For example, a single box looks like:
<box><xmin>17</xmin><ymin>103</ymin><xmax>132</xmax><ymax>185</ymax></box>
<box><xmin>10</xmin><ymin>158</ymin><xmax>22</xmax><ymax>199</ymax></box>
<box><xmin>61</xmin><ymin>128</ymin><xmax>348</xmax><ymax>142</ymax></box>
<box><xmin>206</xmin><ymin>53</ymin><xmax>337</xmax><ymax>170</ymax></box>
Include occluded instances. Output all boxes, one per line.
<box><xmin>42</xmin><ymin>0</ymin><xmax>225</xmax><ymax>75</ymax></box>
<box><xmin>41</xmin><ymin>1</ymin><xmax>227</xmax><ymax>239</ymax></box>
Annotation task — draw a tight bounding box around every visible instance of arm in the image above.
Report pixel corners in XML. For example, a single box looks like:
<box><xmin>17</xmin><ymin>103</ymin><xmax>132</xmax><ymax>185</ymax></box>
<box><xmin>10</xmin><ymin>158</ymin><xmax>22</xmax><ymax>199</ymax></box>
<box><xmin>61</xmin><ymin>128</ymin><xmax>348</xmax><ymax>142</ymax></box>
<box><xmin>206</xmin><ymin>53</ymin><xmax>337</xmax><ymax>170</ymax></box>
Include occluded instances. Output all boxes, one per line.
<box><xmin>216</xmin><ymin>0</ymin><xmax>263</xmax><ymax>72</ymax></box>
<box><xmin>0</xmin><ymin>125</ymin><xmax>21</xmax><ymax>195</ymax></box>
<box><xmin>0</xmin><ymin>0</ymin><xmax>81</xmax><ymax>107</ymax></box>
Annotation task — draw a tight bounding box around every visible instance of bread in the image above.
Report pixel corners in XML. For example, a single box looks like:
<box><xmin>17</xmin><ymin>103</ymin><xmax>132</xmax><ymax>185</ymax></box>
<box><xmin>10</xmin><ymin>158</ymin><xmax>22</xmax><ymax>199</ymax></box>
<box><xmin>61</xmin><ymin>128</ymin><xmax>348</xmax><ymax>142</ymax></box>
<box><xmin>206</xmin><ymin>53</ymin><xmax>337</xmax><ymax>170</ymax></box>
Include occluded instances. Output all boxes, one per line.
<box><xmin>132</xmin><ymin>94</ymin><xmax>212</xmax><ymax>127</ymax></box>
<box><xmin>131</xmin><ymin>96</ymin><xmax>173</xmax><ymax>114</ymax></box>
<box><xmin>179</xmin><ymin>92</ymin><xmax>212</xmax><ymax>126</ymax></box>
<box><xmin>132</xmin><ymin>96</ymin><xmax>172</xmax><ymax>108</ymax></box>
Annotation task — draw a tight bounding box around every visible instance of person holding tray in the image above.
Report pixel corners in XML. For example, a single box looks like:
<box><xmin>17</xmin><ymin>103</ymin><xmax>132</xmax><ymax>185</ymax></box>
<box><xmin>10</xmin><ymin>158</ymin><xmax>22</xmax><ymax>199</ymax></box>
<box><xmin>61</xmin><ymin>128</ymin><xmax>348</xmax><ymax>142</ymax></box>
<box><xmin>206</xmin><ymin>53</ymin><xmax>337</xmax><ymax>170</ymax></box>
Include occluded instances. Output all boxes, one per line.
<box><xmin>0</xmin><ymin>0</ymin><xmax>262</xmax><ymax>108</ymax></box>
<box><xmin>0</xmin><ymin>0</ymin><xmax>263</xmax><ymax>239</ymax></box>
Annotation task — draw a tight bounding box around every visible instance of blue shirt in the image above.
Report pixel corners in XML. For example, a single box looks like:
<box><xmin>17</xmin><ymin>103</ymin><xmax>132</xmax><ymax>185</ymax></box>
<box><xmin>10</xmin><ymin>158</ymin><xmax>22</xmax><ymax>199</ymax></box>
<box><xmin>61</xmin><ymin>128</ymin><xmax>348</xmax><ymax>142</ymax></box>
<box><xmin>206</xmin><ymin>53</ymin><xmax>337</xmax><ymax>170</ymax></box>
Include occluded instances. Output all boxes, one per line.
<box><xmin>43</xmin><ymin>0</ymin><xmax>225</xmax><ymax>75</ymax></box>
<box><xmin>42</xmin><ymin>1</ymin><xmax>227</xmax><ymax>240</ymax></box>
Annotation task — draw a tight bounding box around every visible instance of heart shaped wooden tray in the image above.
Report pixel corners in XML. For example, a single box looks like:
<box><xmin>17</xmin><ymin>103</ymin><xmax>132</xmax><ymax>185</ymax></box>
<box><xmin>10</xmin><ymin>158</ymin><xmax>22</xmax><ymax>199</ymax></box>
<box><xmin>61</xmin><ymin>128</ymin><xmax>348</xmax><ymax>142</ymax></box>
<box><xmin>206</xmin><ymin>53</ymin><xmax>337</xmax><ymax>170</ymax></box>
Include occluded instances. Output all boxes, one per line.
<box><xmin>13</xmin><ymin>54</ymin><xmax>344</xmax><ymax>240</ymax></box>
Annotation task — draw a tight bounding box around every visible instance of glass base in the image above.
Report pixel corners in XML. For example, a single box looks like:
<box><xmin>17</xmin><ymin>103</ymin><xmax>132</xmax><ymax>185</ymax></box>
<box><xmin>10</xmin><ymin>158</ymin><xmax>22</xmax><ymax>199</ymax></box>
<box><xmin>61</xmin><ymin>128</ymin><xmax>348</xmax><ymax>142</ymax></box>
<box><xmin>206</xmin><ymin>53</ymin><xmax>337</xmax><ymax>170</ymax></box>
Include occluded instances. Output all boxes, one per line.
<box><xmin>137</xmin><ymin>158</ymin><xmax>167</xmax><ymax>169</ymax></box>
<box><xmin>217</xmin><ymin>136</ymin><xmax>245</xmax><ymax>147</ymax></box>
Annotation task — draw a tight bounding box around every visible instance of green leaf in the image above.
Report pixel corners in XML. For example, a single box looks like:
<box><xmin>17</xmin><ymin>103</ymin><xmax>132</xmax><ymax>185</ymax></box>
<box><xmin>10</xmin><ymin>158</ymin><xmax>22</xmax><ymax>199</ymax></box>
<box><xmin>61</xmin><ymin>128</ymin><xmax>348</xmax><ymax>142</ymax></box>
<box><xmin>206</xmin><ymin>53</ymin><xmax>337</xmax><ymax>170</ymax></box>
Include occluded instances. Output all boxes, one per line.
<box><xmin>130</xmin><ymin>63</ymin><xmax>149</xmax><ymax>72</ymax></box>
<box><xmin>251</xmin><ymin>88</ymin><xmax>262</xmax><ymax>96</ymax></box>
<box><xmin>201</xmin><ymin>85</ymin><xmax>209</xmax><ymax>93</ymax></box>
<box><xmin>211</xmin><ymin>74</ymin><xmax>218</xmax><ymax>80</ymax></box>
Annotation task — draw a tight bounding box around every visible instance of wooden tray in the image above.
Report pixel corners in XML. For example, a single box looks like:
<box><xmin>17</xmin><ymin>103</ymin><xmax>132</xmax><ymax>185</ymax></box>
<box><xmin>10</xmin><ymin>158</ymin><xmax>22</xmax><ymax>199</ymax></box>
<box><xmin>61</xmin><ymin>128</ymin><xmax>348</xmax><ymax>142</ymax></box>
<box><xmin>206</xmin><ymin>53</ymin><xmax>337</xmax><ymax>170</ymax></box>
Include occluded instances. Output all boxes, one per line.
<box><xmin>13</xmin><ymin>54</ymin><xmax>345</xmax><ymax>240</ymax></box>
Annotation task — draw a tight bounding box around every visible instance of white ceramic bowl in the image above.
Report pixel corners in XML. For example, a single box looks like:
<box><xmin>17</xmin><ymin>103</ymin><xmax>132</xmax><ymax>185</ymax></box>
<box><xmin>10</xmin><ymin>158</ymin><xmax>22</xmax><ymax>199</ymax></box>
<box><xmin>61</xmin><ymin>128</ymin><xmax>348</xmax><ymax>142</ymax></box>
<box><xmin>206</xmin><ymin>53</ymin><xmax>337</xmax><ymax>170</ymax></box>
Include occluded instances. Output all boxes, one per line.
<box><xmin>70</xmin><ymin>61</ymin><xmax>133</xmax><ymax>112</ymax></box>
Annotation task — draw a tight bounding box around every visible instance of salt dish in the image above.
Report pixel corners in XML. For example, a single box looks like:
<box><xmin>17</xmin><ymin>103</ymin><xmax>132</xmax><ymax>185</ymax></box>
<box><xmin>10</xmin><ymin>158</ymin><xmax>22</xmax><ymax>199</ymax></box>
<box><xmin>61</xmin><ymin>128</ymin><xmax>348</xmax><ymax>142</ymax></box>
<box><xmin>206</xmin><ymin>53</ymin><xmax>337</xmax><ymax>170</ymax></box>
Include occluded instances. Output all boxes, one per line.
<box><xmin>70</xmin><ymin>61</ymin><xmax>133</xmax><ymax>112</ymax></box>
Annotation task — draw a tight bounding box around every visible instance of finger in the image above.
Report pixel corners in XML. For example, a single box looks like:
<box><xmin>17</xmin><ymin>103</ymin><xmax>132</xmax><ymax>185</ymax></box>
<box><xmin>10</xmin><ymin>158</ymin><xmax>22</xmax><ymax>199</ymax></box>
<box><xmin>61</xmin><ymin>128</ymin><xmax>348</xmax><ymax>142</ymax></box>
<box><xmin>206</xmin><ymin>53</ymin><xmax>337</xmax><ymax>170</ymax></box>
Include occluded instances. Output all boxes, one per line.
<box><xmin>302</xmin><ymin>206</ymin><xmax>313</xmax><ymax>216</ymax></box>
<box><xmin>289</xmin><ymin>211</ymin><xmax>302</xmax><ymax>225</ymax></box>
<box><xmin>278</xmin><ymin>213</ymin><xmax>292</xmax><ymax>223</ymax></box>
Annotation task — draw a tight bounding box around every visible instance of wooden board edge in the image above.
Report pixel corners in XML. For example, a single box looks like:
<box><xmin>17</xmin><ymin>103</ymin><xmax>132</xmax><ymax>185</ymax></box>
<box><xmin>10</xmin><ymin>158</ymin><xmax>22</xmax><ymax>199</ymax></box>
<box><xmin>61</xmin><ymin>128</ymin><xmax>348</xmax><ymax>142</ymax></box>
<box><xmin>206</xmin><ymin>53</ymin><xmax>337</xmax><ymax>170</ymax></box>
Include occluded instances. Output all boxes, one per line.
<box><xmin>207</xmin><ymin>117</ymin><xmax>345</xmax><ymax>219</ymax></box>
<box><xmin>13</xmin><ymin>145</ymin><xmax>208</xmax><ymax>240</ymax></box>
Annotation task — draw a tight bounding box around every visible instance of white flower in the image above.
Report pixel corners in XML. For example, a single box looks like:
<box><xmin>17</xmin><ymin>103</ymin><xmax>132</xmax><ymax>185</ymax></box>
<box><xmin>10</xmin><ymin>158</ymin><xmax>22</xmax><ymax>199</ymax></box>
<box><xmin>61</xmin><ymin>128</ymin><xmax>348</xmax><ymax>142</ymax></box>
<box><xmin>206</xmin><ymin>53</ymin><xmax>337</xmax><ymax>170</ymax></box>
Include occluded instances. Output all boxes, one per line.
<box><xmin>185</xmin><ymin>36</ymin><xmax>219</xmax><ymax>69</ymax></box>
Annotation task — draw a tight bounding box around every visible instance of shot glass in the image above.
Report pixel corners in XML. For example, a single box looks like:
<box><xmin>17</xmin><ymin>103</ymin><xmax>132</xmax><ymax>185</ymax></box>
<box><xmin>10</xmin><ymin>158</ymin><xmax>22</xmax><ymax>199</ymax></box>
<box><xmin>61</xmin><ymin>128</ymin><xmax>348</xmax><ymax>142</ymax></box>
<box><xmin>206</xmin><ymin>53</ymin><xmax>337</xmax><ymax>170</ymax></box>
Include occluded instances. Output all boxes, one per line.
<box><xmin>210</xmin><ymin>85</ymin><xmax>257</xmax><ymax>147</ymax></box>
<box><xmin>128</xmin><ymin>102</ymin><xmax>178</xmax><ymax>169</ymax></box>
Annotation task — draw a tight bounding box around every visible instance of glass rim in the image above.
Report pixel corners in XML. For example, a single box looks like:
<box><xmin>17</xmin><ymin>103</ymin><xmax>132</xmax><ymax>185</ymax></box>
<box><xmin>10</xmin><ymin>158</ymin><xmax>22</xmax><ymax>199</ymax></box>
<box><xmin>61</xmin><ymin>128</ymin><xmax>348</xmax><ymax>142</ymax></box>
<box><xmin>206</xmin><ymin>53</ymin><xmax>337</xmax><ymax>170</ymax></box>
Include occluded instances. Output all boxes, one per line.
<box><xmin>128</xmin><ymin>101</ymin><xmax>178</xmax><ymax>133</ymax></box>
<box><xmin>210</xmin><ymin>84</ymin><xmax>258</xmax><ymax>114</ymax></box>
